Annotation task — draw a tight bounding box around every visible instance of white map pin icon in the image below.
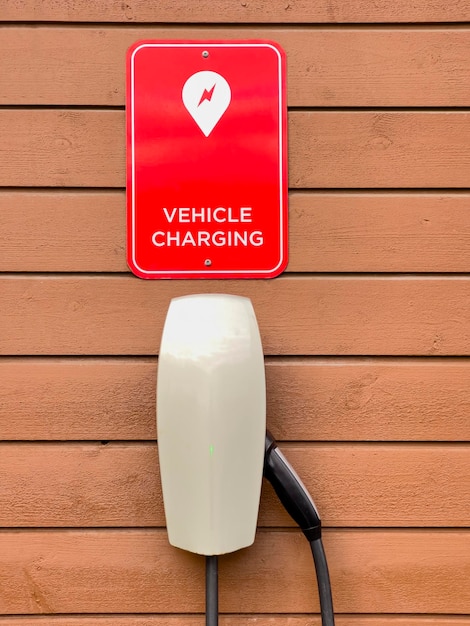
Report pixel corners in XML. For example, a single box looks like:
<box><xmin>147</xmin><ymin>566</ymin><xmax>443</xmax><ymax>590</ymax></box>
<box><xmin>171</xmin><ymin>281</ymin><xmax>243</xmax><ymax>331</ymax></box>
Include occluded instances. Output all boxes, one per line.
<box><xmin>182</xmin><ymin>71</ymin><xmax>231</xmax><ymax>137</ymax></box>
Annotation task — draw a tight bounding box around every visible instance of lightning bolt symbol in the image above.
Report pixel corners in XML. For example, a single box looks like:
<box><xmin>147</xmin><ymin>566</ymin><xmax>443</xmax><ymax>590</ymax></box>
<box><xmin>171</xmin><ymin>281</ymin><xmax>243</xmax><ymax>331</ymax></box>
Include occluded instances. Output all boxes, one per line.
<box><xmin>198</xmin><ymin>84</ymin><xmax>216</xmax><ymax>107</ymax></box>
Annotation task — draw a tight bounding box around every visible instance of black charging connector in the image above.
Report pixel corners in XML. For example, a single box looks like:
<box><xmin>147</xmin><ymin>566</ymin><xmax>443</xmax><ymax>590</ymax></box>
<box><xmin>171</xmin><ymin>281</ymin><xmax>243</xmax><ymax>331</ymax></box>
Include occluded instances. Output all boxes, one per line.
<box><xmin>264</xmin><ymin>431</ymin><xmax>322</xmax><ymax>541</ymax></box>
<box><xmin>264</xmin><ymin>431</ymin><xmax>335</xmax><ymax>626</ymax></box>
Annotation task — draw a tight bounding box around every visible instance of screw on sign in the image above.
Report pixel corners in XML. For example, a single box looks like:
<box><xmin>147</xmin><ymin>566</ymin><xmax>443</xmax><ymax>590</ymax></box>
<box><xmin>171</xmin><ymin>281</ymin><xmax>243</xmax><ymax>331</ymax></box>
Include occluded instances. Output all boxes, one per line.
<box><xmin>126</xmin><ymin>40</ymin><xmax>288</xmax><ymax>279</ymax></box>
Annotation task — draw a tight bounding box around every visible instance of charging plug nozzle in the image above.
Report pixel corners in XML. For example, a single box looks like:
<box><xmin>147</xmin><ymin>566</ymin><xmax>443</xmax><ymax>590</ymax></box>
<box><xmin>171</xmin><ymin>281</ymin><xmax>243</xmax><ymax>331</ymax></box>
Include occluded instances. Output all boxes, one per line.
<box><xmin>264</xmin><ymin>430</ymin><xmax>322</xmax><ymax>541</ymax></box>
<box><xmin>264</xmin><ymin>431</ymin><xmax>335</xmax><ymax>626</ymax></box>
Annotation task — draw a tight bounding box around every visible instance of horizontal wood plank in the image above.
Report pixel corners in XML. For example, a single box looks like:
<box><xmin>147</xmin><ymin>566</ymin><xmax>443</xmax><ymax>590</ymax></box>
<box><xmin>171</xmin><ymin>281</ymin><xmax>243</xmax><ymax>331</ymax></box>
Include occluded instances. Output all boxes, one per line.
<box><xmin>2</xmin><ymin>110</ymin><xmax>470</xmax><ymax>188</ymax></box>
<box><xmin>0</xmin><ymin>191</ymin><xmax>125</xmax><ymax>272</ymax></box>
<box><xmin>1</xmin><ymin>276</ymin><xmax>469</xmax><ymax>356</ymax></box>
<box><xmin>289</xmin><ymin>112</ymin><xmax>470</xmax><ymax>188</ymax></box>
<box><xmin>2</xmin><ymin>191</ymin><xmax>470</xmax><ymax>272</ymax></box>
<box><xmin>288</xmin><ymin>193</ymin><xmax>470</xmax><ymax>272</ymax></box>
<box><xmin>2</xmin><ymin>0</ymin><xmax>468</xmax><ymax>23</ymax></box>
<box><xmin>3</xmin><ymin>28</ymin><xmax>470</xmax><ymax>107</ymax></box>
<box><xmin>0</xmin><ymin>530</ymin><xmax>467</xmax><ymax>614</ymax></box>
<box><xmin>0</xmin><ymin>442</ymin><xmax>467</xmax><ymax>527</ymax></box>
<box><xmin>2</xmin><ymin>357</ymin><xmax>470</xmax><ymax>441</ymax></box>
<box><xmin>0</xmin><ymin>110</ymin><xmax>123</xmax><ymax>188</ymax></box>
<box><xmin>0</xmin><ymin>618</ymin><xmax>468</xmax><ymax>626</ymax></box>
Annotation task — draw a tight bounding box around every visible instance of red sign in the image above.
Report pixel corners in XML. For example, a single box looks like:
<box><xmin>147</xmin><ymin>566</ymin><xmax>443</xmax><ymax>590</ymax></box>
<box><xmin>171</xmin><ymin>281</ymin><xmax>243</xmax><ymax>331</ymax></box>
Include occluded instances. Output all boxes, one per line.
<box><xmin>126</xmin><ymin>40</ymin><xmax>287</xmax><ymax>279</ymax></box>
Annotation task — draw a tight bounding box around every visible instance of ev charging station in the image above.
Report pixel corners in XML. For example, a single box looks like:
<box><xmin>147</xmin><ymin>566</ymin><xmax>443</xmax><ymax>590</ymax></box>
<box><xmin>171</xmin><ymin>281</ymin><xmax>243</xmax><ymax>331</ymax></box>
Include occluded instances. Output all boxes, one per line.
<box><xmin>126</xmin><ymin>40</ymin><xmax>335</xmax><ymax>626</ymax></box>
<box><xmin>157</xmin><ymin>294</ymin><xmax>266</xmax><ymax>556</ymax></box>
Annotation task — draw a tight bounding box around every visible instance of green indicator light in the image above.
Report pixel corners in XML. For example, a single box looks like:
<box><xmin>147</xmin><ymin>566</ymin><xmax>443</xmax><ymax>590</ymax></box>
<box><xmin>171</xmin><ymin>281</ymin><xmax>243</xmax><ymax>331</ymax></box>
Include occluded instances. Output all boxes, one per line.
<box><xmin>209</xmin><ymin>444</ymin><xmax>214</xmax><ymax>456</ymax></box>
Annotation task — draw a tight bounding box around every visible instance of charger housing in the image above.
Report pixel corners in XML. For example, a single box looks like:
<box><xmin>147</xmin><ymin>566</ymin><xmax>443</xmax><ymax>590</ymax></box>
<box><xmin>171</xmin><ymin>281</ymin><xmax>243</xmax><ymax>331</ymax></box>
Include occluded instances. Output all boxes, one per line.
<box><xmin>157</xmin><ymin>294</ymin><xmax>266</xmax><ymax>555</ymax></box>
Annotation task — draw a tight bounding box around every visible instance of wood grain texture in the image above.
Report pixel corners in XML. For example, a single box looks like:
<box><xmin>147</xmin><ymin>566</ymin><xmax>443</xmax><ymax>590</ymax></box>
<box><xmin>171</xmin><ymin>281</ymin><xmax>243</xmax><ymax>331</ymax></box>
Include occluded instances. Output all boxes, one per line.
<box><xmin>1</xmin><ymin>277</ymin><xmax>469</xmax><ymax>356</ymax></box>
<box><xmin>2</xmin><ymin>0</ymin><xmax>469</xmax><ymax>22</ymax></box>
<box><xmin>2</xmin><ymin>192</ymin><xmax>470</xmax><ymax>272</ymax></box>
<box><xmin>0</xmin><ymin>618</ymin><xmax>468</xmax><ymax>626</ymax></box>
<box><xmin>0</xmin><ymin>110</ymin><xmax>122</xmax><ymax>188</ymax></box>
<box><xmin>1</xmin><ymin>4</ymin><xmax>469</xmax><ymax>625</ymax></box>
<box><xmin>0</xmin><ymin>530</ymin><xmax>467</xmax><ymax>614</ymax></box>
<box><xmin>288</xmin><ymin>193</ymin><xmax>470</xmax><ymax>272</ymax></box>
<box><xmin>1</xmin><ymin>111</ymin><xmax>470</xmax><ymax>188</ymax></box>
<box><xmin>289</xmin><ymin>112</ymin><xmax>470</xmax><ymax>189</ymax></box>
<box><xmin>0</xmin><ymin>192</ymin><xmax>125</xmax><ymax>272</ymax></box>
<box><xmin>0</xmin><ymin>442</ymin><xmax>467</xmax><ymax>527</ymax></box>
<box><xmin>3</xmin><ymin>27</ymin><xmax>470</xmax><ymax>107</ymax></box>
<box><xmin>2</xmin><ymin>358</ymin><xmax>470</xmax><ymax>441</ymax></box>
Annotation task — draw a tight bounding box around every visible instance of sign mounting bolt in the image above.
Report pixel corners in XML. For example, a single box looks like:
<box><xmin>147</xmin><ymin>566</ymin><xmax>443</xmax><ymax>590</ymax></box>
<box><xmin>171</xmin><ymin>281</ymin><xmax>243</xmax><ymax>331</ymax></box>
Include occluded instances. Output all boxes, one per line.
<box><xmin>202</xmin><ymin>51</ymin><xmax>209</xmax><ymax>58</ymax></box>
<box><xmin>204</xmin><ymin>259</ymin><xmax>212</xmax><ymax>266</ymax></box>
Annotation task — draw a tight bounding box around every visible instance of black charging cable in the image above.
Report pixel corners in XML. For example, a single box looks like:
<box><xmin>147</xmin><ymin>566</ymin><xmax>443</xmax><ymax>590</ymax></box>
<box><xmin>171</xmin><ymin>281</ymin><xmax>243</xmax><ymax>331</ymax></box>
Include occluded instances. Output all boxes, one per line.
<box><xmin>264</xmin><ymin>431</ymin><xmax>335</xmax><ymax>626</ymax></box>
<box><xmin>206</xmin><ymin>555</ymin><xmax>218</xmax><ymax>626</ymax></box>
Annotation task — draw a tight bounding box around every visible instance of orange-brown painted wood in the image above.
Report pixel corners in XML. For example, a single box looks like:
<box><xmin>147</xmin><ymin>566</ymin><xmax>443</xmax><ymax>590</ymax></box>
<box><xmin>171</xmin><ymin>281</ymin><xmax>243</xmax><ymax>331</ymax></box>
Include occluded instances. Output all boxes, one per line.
<box><xmin>3</xmin><ymin>28</ymin><xmax>470</xmax><ymax>107</ymax></box>
<box><xmin>1</xmin><ymin>111</ymin><xmax>470</xmax><ymax>188</ymax></box>
<box><xmin>0</xmin><ymin>110</ymin><xmax>123</xmax><ymax>188</ymax></box>
<box><xmin>1</xmin><ymin>4</ymin><xmax>469</xmax><ymax>625</ymax></box>
<box><xmin>1</xmin><ymin>277</ymin><xmax>469</xmax><ymax>356</ymax></box>
<box><xmin>2</xmin><ymin>357</ymin><xmax>470</xmax><ymax>441</ymax></box>
<box><xmin>0</xmin><ymin>530</ymin><xmax>467</xmax><ymax>614</ymax></box>
<box><xmin>0</xmin><ymin>442</ymin><xmax>467</xmax><ymax>527</ymax></box>
<box><xmin>289</xmin><ymin>112</ymin><xmax>470</xmax><ymax>188</ymax></box>
<box><xmin>0</xmin><ymin>618</ymin><xmax>468</xmax><ymax>626</ymax></box>
<box><xmin>288</xmin><ymin>193</ymin><xmax>470</xmax><ymax>272</ymax></box>
<box><xmin>2</xmin><ymin>192</ymin><xmax>470</xmax><ymax>273</ymax></box>
<box><xmin>0</xmin><ymin>192</ymin><xmax>125</xmax><ymax>273</ymax></box>
<box><xmin>2</xmin><ymin>0</ymin><xmax>468</xmax><ymax>23</ymax></box>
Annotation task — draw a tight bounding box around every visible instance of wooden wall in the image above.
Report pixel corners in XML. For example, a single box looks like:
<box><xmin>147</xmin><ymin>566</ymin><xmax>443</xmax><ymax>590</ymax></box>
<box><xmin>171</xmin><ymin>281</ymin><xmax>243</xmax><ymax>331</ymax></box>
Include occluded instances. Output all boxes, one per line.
<box><xmin>1</xmin><ymin>1</ymin><xmax>469</xmax><ymax>624</ymax></box>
